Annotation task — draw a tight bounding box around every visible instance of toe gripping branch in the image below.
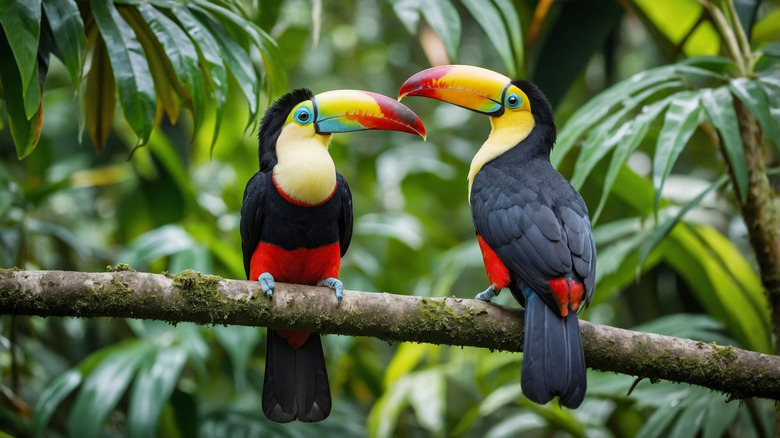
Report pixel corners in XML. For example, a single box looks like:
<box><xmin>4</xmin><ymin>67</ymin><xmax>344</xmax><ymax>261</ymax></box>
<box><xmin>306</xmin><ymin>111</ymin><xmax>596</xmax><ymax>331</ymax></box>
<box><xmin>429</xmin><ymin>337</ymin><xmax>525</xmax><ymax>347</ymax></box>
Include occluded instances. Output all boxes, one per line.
<box><xmin>259</xmin><ymin>272</ymin><xmax>275</xmax><ymax>298</ymax></box>
<box><xmin>318</xmin><ymin>277</ymin><xmax>344</xmax><ymax>307</ymax></box>
<box><xmin>475</xmin><ymin>285</ymin><xmax>500</xmax><ymax>302</ymax></box>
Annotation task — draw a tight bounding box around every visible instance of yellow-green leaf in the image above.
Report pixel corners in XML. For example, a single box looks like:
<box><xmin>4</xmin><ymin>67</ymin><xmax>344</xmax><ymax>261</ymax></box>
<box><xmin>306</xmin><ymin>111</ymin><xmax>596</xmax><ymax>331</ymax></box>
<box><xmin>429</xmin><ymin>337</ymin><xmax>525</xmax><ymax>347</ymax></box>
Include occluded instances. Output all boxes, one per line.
<box><xmin>90</xmin><ymin>0</ymin><xmax>156</xmax><ymax>144</ymax></box>
<box><xmin>0</xmin><ymin>0</ymin><xmax>41</xmax><ymax>118</ymax></box>
<box><xmin>118</xmin><ymin>6</ymin><xmax>182</xmax><ymax>124</ymax></box>
<box><xmin>0</xmin><ymin>30</ymin><xmax>42</xmax><ymax>158</ymax></box>
<box><xmin>85</xmin><ymin>35</ymin><xmax>116</xmax><ymax>152</ymax></box>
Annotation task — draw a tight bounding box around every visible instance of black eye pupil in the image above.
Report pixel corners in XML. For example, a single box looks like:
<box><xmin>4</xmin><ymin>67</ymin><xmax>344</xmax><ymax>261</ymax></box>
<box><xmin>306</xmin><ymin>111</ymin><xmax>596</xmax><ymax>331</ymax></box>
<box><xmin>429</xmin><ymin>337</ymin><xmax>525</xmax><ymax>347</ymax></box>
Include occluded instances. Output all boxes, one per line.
<box><xmin>508</xmin><ymin>96</ymin><xmax>518</xmax><ymax>105</ymax></box>
<box><xmin>299</xmin><ymin>112</ymin><xmax>308</xmax><ymax>120</ymax></box>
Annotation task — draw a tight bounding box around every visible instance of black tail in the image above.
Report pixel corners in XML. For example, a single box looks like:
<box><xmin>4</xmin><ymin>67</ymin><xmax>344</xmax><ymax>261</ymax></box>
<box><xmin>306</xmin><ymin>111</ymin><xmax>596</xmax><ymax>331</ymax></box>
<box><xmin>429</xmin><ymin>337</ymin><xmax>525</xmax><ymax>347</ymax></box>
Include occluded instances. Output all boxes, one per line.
<box><xmin>262</xmin><ymin>329</ymin><xmax>331</xmax><ymax>422</ymax></box>
<box><xmin>520</xmin><ymin>287</ymin><xmax>586</xmax><ymax>408</ymax></box>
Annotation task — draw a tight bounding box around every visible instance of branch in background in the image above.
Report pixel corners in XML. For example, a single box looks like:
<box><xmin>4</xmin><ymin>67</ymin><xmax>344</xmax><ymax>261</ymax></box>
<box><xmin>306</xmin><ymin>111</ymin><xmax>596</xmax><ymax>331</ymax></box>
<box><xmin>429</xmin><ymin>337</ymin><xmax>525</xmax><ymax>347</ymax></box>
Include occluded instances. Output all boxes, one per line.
<box><xmin>731</xmin><ymin>97</ymin><xmax>780</xmax><ymax>354</ymax></box>
<box><xmin>1</xmin><ymin>268</ymin><xmax>779</xmax><ymax>401</ymax></box>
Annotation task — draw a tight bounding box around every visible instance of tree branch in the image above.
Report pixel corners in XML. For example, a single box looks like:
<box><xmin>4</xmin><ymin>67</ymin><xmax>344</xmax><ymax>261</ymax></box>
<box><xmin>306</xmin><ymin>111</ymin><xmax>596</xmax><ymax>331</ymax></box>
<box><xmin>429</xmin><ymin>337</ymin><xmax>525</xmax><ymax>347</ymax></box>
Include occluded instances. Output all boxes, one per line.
<box><xmin>2</xmin><ymin>268</ymin><xmax>779</xmax><ymax>401</ymax></box>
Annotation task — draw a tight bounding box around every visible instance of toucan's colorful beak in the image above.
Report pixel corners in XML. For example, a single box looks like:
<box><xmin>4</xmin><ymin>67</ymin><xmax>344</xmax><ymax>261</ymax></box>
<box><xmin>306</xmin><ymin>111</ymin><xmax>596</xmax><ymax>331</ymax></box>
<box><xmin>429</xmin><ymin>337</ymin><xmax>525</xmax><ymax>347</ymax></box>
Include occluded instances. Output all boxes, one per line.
<box><xmin>312</xmin><ymin>90</ymin><xmax>426</xmax><ymax>139</ymax></box>
<box><xmin>399</xmin><ymin>65</ymin><xmax>512</xmax><ymax>116</ymax></box>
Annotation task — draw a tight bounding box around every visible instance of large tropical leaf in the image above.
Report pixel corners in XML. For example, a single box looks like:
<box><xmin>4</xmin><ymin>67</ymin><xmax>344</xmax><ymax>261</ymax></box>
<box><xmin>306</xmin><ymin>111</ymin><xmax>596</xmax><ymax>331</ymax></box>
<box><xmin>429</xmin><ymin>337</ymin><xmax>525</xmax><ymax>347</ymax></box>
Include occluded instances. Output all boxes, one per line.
<box><xmin>652</xmin><ymin>91</ymin><xmax>704</xmax><ymax>212</ymax></box>
<box><xmin>1</xmin><ymin>0</ymin><xmax>283</xmax><ymax>157</ymax></box>
<box><xmin>85</xmin><ymin>34</ymin><xmax>116</xmax><ymax>151</ymax></box>
<box><xmin>127</xmin><ymin>347</ymin><xmax>188</xmax><ymax>438</ymax></box>
<box><xmin>90</xmin><ymin>0</ymin><xmax>156</xmax><ymax>145</ymax></box>
<box><xmin>0</xmin><ymin>29</ymin><xmax>43</xmax><ymax>158</ymax></box>
<box><xmin>460</xmin><ymin>0</ymin><xmax>516</xmax><ymax>76</ymax></box>
<box><xmin>41</xmin><ymin>0</ymin><xmax>85</xmax><ymax>87</ymax></box>
<box><xmin>0</xmin><ymin>0</ymin><xmax>41</xmax><ymax>118</ymax></box>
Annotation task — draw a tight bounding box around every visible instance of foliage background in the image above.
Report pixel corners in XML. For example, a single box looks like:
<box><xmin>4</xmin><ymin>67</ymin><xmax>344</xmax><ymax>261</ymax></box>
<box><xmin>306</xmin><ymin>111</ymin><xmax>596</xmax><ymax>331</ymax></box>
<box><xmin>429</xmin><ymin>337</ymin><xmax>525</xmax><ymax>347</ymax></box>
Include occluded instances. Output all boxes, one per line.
<box><xmin>1</xmin><ymin>0</ymin><xmax>779</xmax><ymax>436</ymax></box>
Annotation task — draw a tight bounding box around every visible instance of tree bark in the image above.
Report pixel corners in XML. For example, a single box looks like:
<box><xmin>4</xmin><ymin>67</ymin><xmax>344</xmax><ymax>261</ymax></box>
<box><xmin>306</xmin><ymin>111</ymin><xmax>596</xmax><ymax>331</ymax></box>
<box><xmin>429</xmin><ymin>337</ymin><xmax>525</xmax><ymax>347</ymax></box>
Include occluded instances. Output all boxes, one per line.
<box><xmin>2</xmin><ymin>268</ymin><xmax>779</xmax><ymax>401</ymax></box>
<box><xmin>728</xmin><ymin>94</ymin><xmax>780</xmax><ymax>436</ymax></box>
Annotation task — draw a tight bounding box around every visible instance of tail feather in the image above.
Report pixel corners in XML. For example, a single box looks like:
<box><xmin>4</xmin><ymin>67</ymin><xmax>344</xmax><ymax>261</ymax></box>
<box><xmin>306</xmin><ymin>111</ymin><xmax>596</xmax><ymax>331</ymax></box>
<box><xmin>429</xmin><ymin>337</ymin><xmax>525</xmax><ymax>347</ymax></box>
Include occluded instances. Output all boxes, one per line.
<box><xmin>520</xmin><ymin>288</ymin><xmax>586</xmax><ymax>408</ymax></box>
<box><xmin>262</xmin><ymin>328</ymin><xmax>332</xmax><ymax>422</ymax></box>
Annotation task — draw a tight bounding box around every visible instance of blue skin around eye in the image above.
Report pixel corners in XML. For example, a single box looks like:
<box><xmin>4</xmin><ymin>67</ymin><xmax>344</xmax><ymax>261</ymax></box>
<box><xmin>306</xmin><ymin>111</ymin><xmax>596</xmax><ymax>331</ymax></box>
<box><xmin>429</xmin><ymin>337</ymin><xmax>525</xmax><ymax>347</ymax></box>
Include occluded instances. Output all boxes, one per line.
<box><xmin>295</xmin><ymin>108</ymin><xmax>313</xmax><ymax>124</ymax></box>
<box><xmin>506</xmin><ymin>93</ymin><xmax>522</xmax><ymax>109</ymax></box>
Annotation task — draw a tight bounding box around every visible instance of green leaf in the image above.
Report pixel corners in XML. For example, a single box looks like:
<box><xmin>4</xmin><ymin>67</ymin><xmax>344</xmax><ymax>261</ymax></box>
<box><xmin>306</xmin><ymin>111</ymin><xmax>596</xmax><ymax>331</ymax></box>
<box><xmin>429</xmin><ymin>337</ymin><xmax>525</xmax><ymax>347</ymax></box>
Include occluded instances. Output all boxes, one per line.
<box><xmin>664</xmin><ymin>224</ymin><xmax>770</xmax><ymax>352</ymax></box>
<box><xmin>368</xmin><ymin>373</ymin><xmax>413</xmax><ymax>438</ymax></box>
<box><xmin>554</xmin><ymin>66</ymin><xmax>678</xmax><ymax>168</ymax></box>
<box><xmin>169</xmin><ymin>242</ymin><xmax>212</xmax><ymax>274</ymax></box>
<box><xmin>639</xmin><ymin>174</ymin><xmax>729</xmax><ymax>268</ymax></box>
<box><xmin>478</xmin><ymin>382</ymin><xmax>523</xmax><ymax>414</ymax></box>
<box><xmin>633</xmin><ymin>0</ymin><xmax>721</xmax><ymax>56</ymax></box>
<box><xmin>700</xmin><ymin>86</ymin><xmax>748</xmax><ymax>202</ymax></box>
<box><xmin>383</xmin><ymin>343</ymin><xmax>430</xmax><ymax>387</ymax></box>
<box><xmin>190</xmin><ymin>0</ymin><xmax>274</xmax><ymax>113</ymax></box>
<box><xmin>41</xmin><ymin>0</ymin><xmax>85</xmax><ymax>87</ymax></box>
<box><xmin>701</xmin><ymin>394</ymin><xmax>739</xmax><ymax>438</ymax></box>
<box><xmin>652</xmin><ymin>91</ymin><xmax>703</xmax><ymax>213</ymax></box>
<box><xmin>461</xmin><ymin>0</ymin><xmax>515</xmax><ymax>77</ymax></box>
<box><xmin>668</xmin><ymin>395</ymin><xmax>708</xmax><ymax>438</ymax></box>
<box><xmin>407</xmin><ymin>370</ymin><xmax>446</xmax><ymax>436</ymax></box>
<box><xmin>193</xmin><ymin>10</ymin><xmax>258</xmax><ymax>121</ymax></box>
<box><xmin>752</xmin><ymin>8</ymin><xmax>780</xmax><ymax>43</ymax></box>
<box><xmin>355</xmin><ymin>212</ymin><xmax>424</xmax><ymax>250</ymax></box>
<box><xmin>637</xmin><ymin>400</ymin><xmax>682</xmax><ymax>438</ymax></box>
<box><xmin>32</xmin><ymin>370</ymin><xmax>82</xmax><ymax>437</ymax></box>
<box><xmin>530</xmin><ymin>0</ymin><xmax>623</xmax><ymax>106</ymax></box>
<box><xmin>191</xmin><ymin>0</ymin><xmax>286</xmax><ymax>96</ymax></box>
<box><xmin>420</xmin><ymin>0</ymin><xmax>460</xmax><ymax>61</ymax></box>
<box><xmin>570</xmin><ymin>80</ymin><xmax>684</xmax><ymax>191</ymax></box>
<box><xmin>592</xmin><ymin>93</ymin><xmax>677</xmax><ymax>222</ymax></box>
<box><xmin>68</xmin><ymin>340</ymin><xmax>154</xmax><ymax>438</ymax></box>
<box><xmin>85</xmin><ymin>34</ymin><xmax>116</xmax><ymax>152</ymax></box>
<box><xmin>554</xmin><ymin>62</ymin><xmax>725</xmax><ymax>168</ymax></box>
<box><xmin>728</xmin><ymin>77</ymin><xmax>779</xmax><ymax>149</ymax></box>
<box><xmin>34</xmin><ymin>335</ymin><xmax>142</xmax><ymax>435</ymax></box>
<box><xmin>116</xmin><ymin>224</ymin><xmax>195</xmax><ymax>269</ymax></box>
<box><xmin>137</xmin><ymin>3</ymin><xmax>206</xmax><ymax>134</ymax></box>
<box><xmin>90</xmin><ymin>0</ymin><xmax>156</xmax><ymax>144</ymax></box>
<box><xmin>0</xmin><ymin>31</ymin><xmax>42</xmax><ymax>158</ymax></box>
<box><xmin>392</xmin><ymin>0</ymin><xmax>421</xmax><ymax>34</ymax></box>
<box><xmin>127</xmin><ymin>347</ymin><xmax>188</xmax><ymax>438</ymax></box>
<box><xmin>0</xmin><ymin>0</ymin><xmax>41</xmax><ymax>118</ymax></box>
<box><xmin>591</xmin><ymin>217</ymin><xmax>651</xmax><ymax>303</ymax></box>
<box><xmin>757</xmin><ymin>69</ymin><xmax>780</xmax><ymax>91</ymax></box>
<box><xmin>118</xmin><ymin>6</ymin><xmax>183</xmax><ymax>124</ymax></box>
<box><xmin>693</xmin><ymin>225</ymin><xmax>771</xmax><ymax>352</ymax></box>
<box><xmin>492</xmin><ymin>0</ymin><xmax>523</xmax><ymax>73</ymax></box>
<box><xmin>633</xmin><ymin>314</ymin><xmax>737</xmax><ymax>346</ymax></box>
<box><xmin>170</xmin><ymin>3</ymin><xmax>228</xmax><ymax>148</ymax></box>
<box><xmin>212</xmin><ymin>325</ymin><xmax>260</xmax><ymax>388</ymax></box>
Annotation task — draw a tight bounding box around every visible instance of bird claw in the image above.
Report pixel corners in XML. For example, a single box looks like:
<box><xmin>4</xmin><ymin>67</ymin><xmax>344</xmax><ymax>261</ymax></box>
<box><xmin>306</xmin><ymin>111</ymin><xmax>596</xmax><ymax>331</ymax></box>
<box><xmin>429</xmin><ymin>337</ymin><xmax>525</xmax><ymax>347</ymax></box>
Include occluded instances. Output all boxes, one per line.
<box><xmin>319</xmin><ymin>277</ymin><xmax>343</xmax><ymax>308</ymax></box>
<box><xmin>259</xmin><ymin>272</ymin><xmax>275</xmax><ymax>299</ymax></box>
<box><xmin>475</xmin><ymin>285</ymin><xmax>499</xmax><ymax>302</ymax></box>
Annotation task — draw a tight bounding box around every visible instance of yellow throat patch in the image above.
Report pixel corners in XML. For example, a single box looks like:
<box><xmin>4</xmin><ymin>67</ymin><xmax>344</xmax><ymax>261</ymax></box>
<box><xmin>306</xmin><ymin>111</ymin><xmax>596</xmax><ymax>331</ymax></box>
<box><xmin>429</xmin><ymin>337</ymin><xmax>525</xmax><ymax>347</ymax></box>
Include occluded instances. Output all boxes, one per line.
<box><xmin>272</xmin><ymin>123</ymin><xmax>337</xmax><ymax>206</ymax></box>
<box><xmin>468</xmin><ymin>110</ymin><xmax>535</xmax><ymax>197</ymax></box>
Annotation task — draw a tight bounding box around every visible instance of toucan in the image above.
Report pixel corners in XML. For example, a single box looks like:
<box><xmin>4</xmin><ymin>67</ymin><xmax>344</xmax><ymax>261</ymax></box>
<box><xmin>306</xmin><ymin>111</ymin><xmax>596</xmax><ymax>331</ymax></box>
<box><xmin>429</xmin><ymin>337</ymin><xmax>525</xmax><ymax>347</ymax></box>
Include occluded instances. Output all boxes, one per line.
<box><xmin>399</xmin><ymin>65</ymin><xmax>596</xmax><ymax>408</ymax></box>
<box><xmin>241</xmin><ymin>88</ymin><xmax>426</xmax><ymax>422</ymax></box>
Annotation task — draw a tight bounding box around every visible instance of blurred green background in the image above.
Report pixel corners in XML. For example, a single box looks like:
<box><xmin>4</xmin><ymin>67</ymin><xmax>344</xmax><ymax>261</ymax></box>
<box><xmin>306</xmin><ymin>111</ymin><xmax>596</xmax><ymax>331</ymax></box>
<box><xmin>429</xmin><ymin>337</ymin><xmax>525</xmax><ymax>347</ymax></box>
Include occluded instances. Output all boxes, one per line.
<box><xmin>1</xmin><ymin>0</ymin><xmax>779</xmax><ymax>436</ymax></box>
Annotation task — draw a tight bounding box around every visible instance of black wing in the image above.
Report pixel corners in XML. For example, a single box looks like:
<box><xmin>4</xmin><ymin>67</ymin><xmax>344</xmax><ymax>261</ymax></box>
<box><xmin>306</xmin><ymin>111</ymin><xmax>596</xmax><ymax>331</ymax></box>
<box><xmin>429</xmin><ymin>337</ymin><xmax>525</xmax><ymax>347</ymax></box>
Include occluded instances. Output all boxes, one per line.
<box><xmin>471</xmin><ymin>169</ymin><xmax>596</xmax><ymax>310</ymax></box>
<box><xmin>240</xmin><ymin>171</ymin><xmax>268</xmax><ymax>279</ymax></box>
<box><xmin>336</xmin><ymin>173</ymin><xmax>353</xmax><ymax>257</ymax></box>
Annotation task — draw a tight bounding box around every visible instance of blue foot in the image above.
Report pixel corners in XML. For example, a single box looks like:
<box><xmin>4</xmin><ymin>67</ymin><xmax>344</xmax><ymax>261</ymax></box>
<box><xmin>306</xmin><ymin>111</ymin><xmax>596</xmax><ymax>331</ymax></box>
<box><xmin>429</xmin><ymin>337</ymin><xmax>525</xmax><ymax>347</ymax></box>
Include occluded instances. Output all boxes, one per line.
<box><xmin>475</xmin><ymin>285</ymin><xmax>499</xmax><ymax>302</ymax></box>
<box><xmin>319</xmin><ymin>277</ymin><xmax>343</xmax><ymax>308</ymax></box>
<box><xmin>259</xmin><ymin>272</ymin><xmax>275</xmax><ymax>299</ymax></box>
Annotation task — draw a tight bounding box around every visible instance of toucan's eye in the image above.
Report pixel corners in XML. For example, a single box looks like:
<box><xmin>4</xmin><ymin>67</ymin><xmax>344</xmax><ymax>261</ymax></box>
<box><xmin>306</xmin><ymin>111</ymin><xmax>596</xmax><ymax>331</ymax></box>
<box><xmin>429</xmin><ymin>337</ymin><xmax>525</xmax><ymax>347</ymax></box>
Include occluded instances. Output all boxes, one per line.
<box><xmin>293</xmin><ymin>107</ymin><xmax>313</xmax><ymax>125</ymax></box>
<box><xmin>505</xmin><ymin>93</ymin><xmax>522</xmax><ymax>109</ymax></box>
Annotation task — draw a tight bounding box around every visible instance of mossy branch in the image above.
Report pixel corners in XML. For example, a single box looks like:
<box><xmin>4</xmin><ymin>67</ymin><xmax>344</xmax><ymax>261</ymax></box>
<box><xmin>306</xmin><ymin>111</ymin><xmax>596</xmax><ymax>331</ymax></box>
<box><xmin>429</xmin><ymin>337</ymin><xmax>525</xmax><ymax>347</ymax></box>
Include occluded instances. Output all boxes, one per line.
<box><xmin>2</xmin><ymin>268</ymin><xmax>779</xmax><ymax>401</ymax></box>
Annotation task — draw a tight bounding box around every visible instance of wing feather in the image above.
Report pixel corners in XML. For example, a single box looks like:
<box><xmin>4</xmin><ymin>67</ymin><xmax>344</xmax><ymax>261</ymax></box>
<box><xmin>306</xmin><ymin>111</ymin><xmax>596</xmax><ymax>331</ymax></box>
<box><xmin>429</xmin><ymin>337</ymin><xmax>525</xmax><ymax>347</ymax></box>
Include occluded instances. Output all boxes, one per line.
<box><xmin>240</xmin><ymin>172</ymin><xmax>267</xmax><ymax>279</ymax></box>
<box><xmin>471</xmin><ymin>167</ymin><xmax>596</xmax><ymax>308</ymax></box>
<box><xmin>336</xmin><ymin>173</ymin><xmax>353</xmax><ymax>257</ymax></box>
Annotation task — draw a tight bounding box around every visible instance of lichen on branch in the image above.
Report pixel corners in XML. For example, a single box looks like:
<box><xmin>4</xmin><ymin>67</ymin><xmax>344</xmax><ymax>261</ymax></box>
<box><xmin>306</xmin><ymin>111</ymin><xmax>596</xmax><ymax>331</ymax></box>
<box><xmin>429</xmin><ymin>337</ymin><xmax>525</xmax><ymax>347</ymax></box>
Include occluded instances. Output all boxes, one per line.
<box><xmin>1</xmin><ymin>268</ymin><xmax>779</xmax><ymax>401</ymax></box>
